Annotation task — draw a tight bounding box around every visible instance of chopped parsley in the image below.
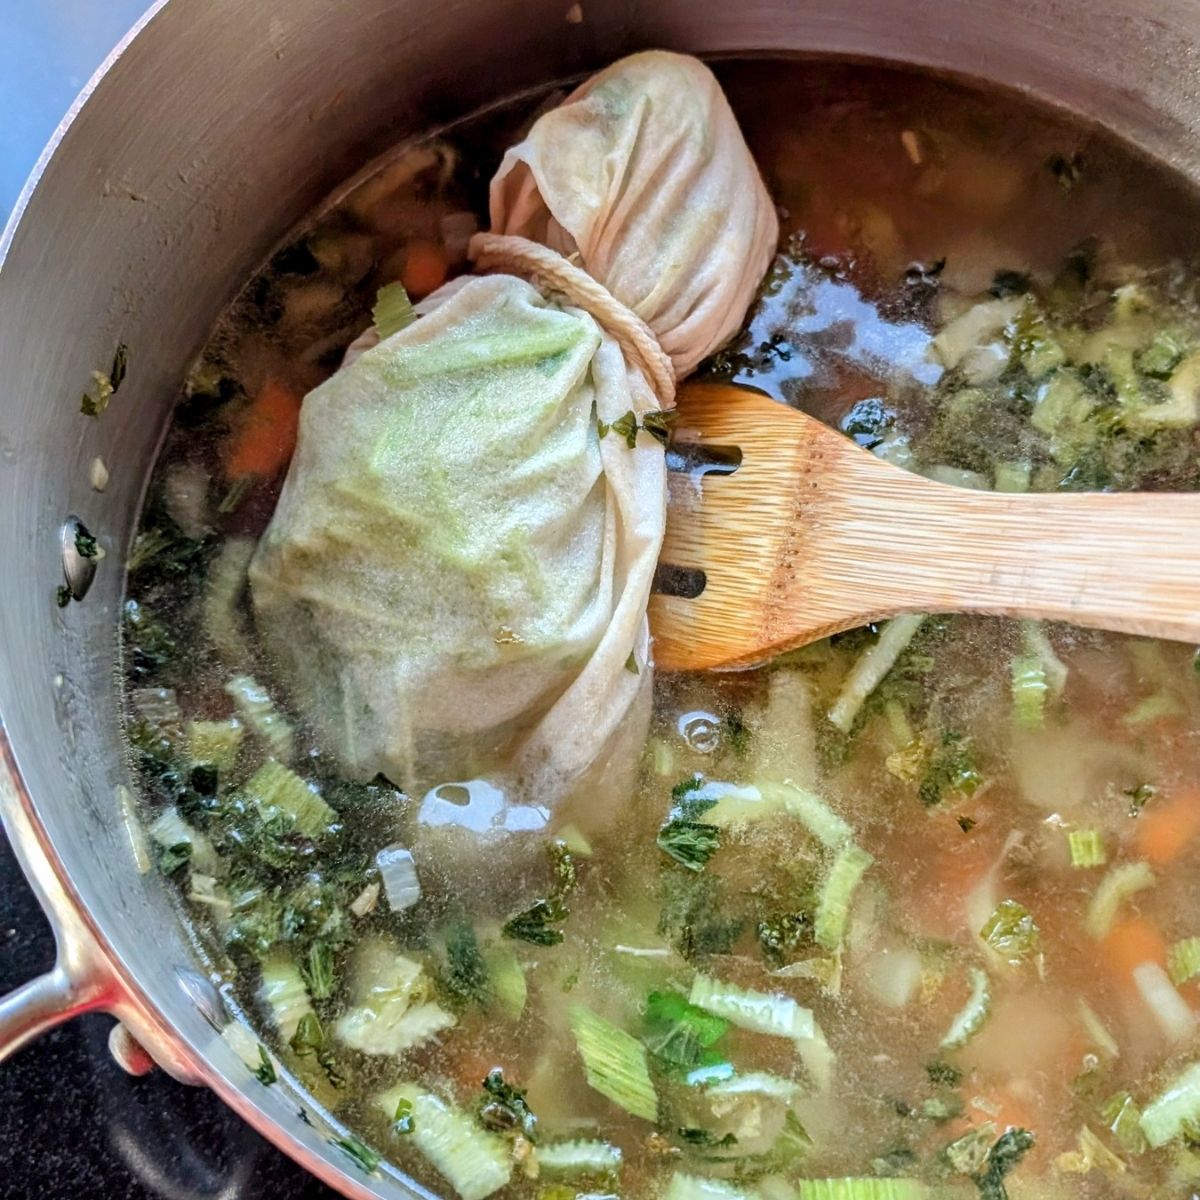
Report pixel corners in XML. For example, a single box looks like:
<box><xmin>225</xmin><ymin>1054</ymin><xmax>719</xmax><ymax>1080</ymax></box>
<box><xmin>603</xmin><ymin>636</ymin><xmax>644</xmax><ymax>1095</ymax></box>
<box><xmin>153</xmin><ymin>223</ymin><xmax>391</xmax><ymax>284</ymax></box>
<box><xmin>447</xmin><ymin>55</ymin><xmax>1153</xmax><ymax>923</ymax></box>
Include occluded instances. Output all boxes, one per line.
<box><xmin>253</xmin><ymin>1043</ymin><xmax>277</xmax><ymax>1085</ymax></box>
<box><xmin>392</xmin><ymin>1096</ymin><xmax>415</xmax><ymax>1135</ymax></box>
<box><xmin>503</xmin><ymin>841</ymin><xmax>578</xmax><ymax>946</ymax></box>
<box><xmin>332</xmin><ymin>1134</ymin><xmax>380</xmax><ymax>1174</ymax></box>
<box><xmin>975</xmin><ymin>1128</ymin><xmax>1035</xmax><ymax>1200</ymax></box>
<box><xmin>478</xmin><ymin>1068</ymin><xmax>538</xmax><ymax>1141</ymax></box>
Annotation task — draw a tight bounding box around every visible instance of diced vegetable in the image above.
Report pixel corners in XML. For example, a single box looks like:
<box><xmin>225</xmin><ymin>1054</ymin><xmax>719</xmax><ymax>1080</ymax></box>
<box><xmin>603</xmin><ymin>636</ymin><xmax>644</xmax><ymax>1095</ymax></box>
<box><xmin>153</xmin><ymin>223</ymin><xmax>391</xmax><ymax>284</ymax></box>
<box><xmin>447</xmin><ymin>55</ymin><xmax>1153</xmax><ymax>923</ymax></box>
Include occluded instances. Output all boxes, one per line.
<box><xmin>377</xmin><ymin>1084</ymin><xmax>512</xmax><ymax>1200</ymax></box>
<box><xmin>643</xmin><ymin>989</ymin><xmax>729</xmax><ymax>1071</ymax></box>
<box><xmin>1139</xmin><ymin>1061</ymin><xmax>1200</xmax><ymax>1148</ymax></box>
<box><xmin>1168</xmin><ymin>936</ymin><xmax>1200</xmax><ymax>985</ymax></box>
<box><xmin>794</xmin><ymin>1180</ymin><xmax>930</xmax><ymax>1199</ymax></box>
<box><xmin>943</xmin><ymin>1123</ymin><xmax>997</xmax><ymax>1176</ymax></box>
<box><xmin>1021</xmin><ymin>621</ymin><xmax>1068</xmax><ymax>697</ymax></box>
<box><xmin>203</xmin><ymin>536</ymin><xmax>255</xmax><ymax>665</ymax></box>
<box><xmin>335</xmin><ymin>939</ymin><xmax>455</xmax><ymax>1056</ymax></box>
<box><xmin>225</xmin><ymin>675</ymin><xmax>295</xmax><ymax>761</ymax></box>
<box><xmin>243</xmin><ymin>760</ymin><xmax>335</xmax><ymax>838</ymax></box>
<box><xmin>1054</xmin><ymin>1125</ymin><xmax>1127</xmax><ymax>1177</ymax></box>
<box><xmin>1134</xmin><ymin>786</ymin><xmax>1200</xmax><ymax>865</ymax></box>
<box><xmin>569</xmin><ymin>1004</ymin><xmax>658</xmax><ymax>1121</ymax></box>
<box><xmin>224</xmin><ymin>379</ymin><xmax>302</xmax><ymax>482</ymax></box>
<box><xmin>535</xmin><ymin>1139</ymin><xmax>622</xmax><ymax>1178</ymax></box>
<box><xmin>814</xmin><ymin>844</ymin><xmax>874</xmax><ymax>951</ymax></box>
<box><xmin>1085</xmin><ymin>861</ymin><xmax>1156</xmax><ymax>939</ymax></box>
<box><xmin>689</xmin><ymin>974</ymin><xmax>815</xmax><ymax>1042</ymax></box>
<box><xmin>760</xmin><ymin>780</ymin><xmax>852</xmax><ymax>848</ymax></box>
<box><xmin>186</xmin><ymin>719</ymin><xmax>245</xmax><ymax>773</ymax></box>
<box><xmin>485</xmin><ymin>941</ymin><xmax>527</xmax><ymax>1020</ymax></box>
<box><xmin>828</xmin><ymin>615</ymin><xmax>926</xmax><ymax>734</ymax></box>
<box><xmin>940</xmin><ymin>966</ymin><xmax>992</xmax><ymax>1049</ymax></box>
<box><xmin>980</xmin><ymin>899</ymin><xmax>1041</xmax><ymax>964</ymax></box>
<box><xmin>148</xmin><ymin>806</ymin><xmax>219</xmax><ymax>876</ymax></box>
<box><xmin>1011</xmin><ymin>654</ymin><xmax>1048</xmax><ymax>727</ymax></box>
<box><xmin>664</xmin><ymin>1175</ymin><xmax>764</xmax><ymax>1200</ymax></box>
<box><xmin>1078</xmin><ymin>998</ymin><xmax>1119</xmax><ymax>1059</ymax></box>
<box><xmin>993</xmin><ymin>461</ymin><xmax>1031</xmax><ymax>492</ymax></box>
<box><xmin>373</xmin><ymin>282</ymin><xmax>417</xmax><ymax>339</ymax></box>
<box><xmin>259</xmin><ymin>953</ymin><xmax>314</xmax><ymax>1041</ymax></box>
<box><xmin>376</xmin><ymin>844</ymin><xmax>422</xmax><ymax>911</ymax></box>
<box><xmin>1068</xmin><ymin>830</ymin><xmax>1107</xmax><ymax>869</ymax></box>
<box><xmin>1101</xmin><ymin>1092</ymin><xmax>1146</xmax><ymax>1155</ymax></box>
<box><xmin>1131</xmin><ymin>962</ymin><xmax>1196</xmax><ymax>1043</ymax></box>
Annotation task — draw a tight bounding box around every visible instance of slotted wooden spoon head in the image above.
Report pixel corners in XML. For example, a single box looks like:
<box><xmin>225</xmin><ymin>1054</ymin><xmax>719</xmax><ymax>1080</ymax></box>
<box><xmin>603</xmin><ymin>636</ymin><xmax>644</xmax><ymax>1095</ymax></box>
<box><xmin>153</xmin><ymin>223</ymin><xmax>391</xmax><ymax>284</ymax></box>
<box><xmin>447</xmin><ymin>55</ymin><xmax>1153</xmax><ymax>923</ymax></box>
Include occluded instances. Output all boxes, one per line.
<box><xmin>649</xmin><ymin>381</ymin><xmax>1200</xmax><ymax>672</ymax></box>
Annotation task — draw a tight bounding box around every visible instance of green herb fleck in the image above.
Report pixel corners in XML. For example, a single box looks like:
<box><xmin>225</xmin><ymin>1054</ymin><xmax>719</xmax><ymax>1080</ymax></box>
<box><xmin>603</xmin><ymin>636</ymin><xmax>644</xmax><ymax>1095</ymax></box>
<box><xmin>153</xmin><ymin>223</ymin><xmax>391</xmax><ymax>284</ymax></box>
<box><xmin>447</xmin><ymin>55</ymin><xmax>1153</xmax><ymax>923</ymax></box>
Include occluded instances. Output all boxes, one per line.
<box><xmin>641</xmin><ymin>409</ymin><xmax>677</xmax><ymax>447</ymax></box>
<box><xmin>74</xmin><ymin>529</ymin><xmax>99</xmax><ymax>559</ymax></box>
<box><xmin>1125</xmin><ymin>782</ymin><xmax>1158</xmax><ymax>817</ymax></box>
<box><xmin>625</xmin><ymin>650</ymin><xmax>639</xmax><ymax>675</ymax></box>
<box><xmin>110</xmin><ymin>343</ymin><xmax>129</xmax><ymax>392</ymax></box>
<box><xmin>333</xmin><ymin>1135</ymin><xmax>380</xmax><ymax>1174</ymax></box>
<box><xmin>289</xmin><ymin>1012</ymin><xmax>345</xmax><ymax>1088</ymax></box>
<box><xmin>975</xmin><ymin>1128</ymin><xmax>1034</xmax><ymax>1200</ymax></box>
<box><xmin>437</xmin><ymin>921</ymin><xmax>492</xmax><ymax>1010</ymax></box>
<box><xmin>677</xmin><ymin>1127</ymin><xmax>737</xmax><ymax>1148</ymax></box>
<box><xmin>605</xmin><ymin>410</ymin><xmax>639</xmax><ymax>449</ymax></box>
<box><xmin>927</xmin><ymin>1061</ymin><xmax>963</xmax><ymax>1088</ymax></box>
<box><xmin>478</xmin><ymin>1068</ymin><xmax>538</xmax><ymax>1142</ymax></box>
<box><xmin>158</xmin><ymin>841</ymin><xmax>192</xmax><ymax>875</ymax></box>
<box><xmin>55</xmin><ymin>584</ymin><xmax>72</xmax><ymax>608</ymax></box>
<box><xmin>254</xmin><ymin>1043</ymin><xmax>277</xmax><ymax>1085</ymax></box>
<box><xmin>722</xmin><ymin>712</ymin><xmax>751</xmax><ymax>758</ymax></box>
<box><xmin>919</xmin><ymin>731</ymin><xmax>982</xmax><ymax>808</ymax></box>
<box><xmin>957</xmin><ymin>816</ymin><xmax>977</xmax><ymax>833</ymax></box>
<box><xmin>303</xmin><ymin>941</ymin><xmax>336</xmax><ymax>1001</ymax></box>
<box><xmin>643</xmin><ymin>990</ymin><xmax>729</xmax><ymax>1071</ymax></box>
<box><xmin>503</xmin><ymin>897</ymin><xmax>568</xmax><ymax>946</ymax></box>
<box><xmin>392</xmin><ymin>1097</ymin><xmax>415</xmax><ymax>1135</ymax></box>
<box><xmin>656</xmin><ymin>820</ymin><xmax>720</xmax><ymax>872</ymax></box>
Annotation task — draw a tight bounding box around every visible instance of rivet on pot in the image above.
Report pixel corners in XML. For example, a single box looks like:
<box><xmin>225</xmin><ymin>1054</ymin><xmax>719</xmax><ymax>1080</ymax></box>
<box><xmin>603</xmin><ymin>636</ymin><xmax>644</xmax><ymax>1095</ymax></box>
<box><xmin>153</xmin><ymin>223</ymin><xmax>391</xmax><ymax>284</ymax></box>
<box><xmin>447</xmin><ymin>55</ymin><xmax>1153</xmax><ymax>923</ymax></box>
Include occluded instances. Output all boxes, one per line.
<box><xmin>108</xmin><ymin>1022</ymin><xmax>156</xmax><ymax>1076</ymax></box>
<box><xmin>175</xmin><ymin>966</ymin><xmax>227</xmax><ymax>1030</ymax></box>
<box><xmin>59</xmin><ymin>515</ymin><xmax>99</xmax><ymax>601</ymax></box>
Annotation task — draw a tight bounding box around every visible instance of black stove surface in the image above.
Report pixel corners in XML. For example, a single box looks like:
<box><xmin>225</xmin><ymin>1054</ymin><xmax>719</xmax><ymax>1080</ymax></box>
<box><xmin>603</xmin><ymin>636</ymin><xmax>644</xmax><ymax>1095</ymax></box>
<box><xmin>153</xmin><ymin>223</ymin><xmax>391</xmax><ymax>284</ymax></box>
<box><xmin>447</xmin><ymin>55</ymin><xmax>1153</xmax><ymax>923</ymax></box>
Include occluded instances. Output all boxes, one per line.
<box><xmin>0</xmin><ymin>829</ymin><xmax>335</xmax><ymax>1200</ymax></box>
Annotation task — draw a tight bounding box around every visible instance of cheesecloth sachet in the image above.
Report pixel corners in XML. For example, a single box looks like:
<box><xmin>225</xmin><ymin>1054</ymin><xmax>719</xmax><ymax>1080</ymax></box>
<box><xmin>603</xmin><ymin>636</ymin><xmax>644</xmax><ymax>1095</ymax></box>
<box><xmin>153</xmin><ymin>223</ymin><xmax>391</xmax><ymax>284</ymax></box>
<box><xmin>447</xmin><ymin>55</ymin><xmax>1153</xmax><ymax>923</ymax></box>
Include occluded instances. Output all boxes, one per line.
<box><xmin>248</xmin><ymin>51</ymin><xmax>777</xmax><ymax>806</ymax></box>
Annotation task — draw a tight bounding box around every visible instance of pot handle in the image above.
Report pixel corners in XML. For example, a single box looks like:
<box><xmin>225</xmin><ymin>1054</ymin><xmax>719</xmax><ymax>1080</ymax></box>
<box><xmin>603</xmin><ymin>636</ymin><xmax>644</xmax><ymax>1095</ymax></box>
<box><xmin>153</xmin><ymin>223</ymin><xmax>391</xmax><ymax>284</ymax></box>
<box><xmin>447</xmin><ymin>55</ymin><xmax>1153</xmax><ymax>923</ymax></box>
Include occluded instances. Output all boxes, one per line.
<box><xmin>0</xmin><ymin>964</ymin><xmax>97</xmax><ymax>1063</ymax></box>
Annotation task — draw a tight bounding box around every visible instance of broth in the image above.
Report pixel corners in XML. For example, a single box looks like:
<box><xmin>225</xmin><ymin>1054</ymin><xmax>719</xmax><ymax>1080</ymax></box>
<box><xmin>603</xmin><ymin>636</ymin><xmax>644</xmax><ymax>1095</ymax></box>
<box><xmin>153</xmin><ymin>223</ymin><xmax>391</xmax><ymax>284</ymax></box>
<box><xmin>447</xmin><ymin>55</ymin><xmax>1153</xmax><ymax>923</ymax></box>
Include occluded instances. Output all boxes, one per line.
<box><xmin>120</xmin><ymin>59</ymin><xmax>1200</xmax><ymax>1200</ymax></box>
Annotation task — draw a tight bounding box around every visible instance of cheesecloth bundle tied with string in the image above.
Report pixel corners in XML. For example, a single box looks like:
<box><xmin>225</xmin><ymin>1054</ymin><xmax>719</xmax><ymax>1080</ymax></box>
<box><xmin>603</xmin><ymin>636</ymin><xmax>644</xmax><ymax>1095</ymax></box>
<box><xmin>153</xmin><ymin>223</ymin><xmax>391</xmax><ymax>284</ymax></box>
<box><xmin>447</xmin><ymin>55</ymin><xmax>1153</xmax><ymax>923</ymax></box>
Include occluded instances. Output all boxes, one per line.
<box><xmin>249</xmin><ymin>51</ymin><xmax>777</xmax><ymax>808</ymax></box>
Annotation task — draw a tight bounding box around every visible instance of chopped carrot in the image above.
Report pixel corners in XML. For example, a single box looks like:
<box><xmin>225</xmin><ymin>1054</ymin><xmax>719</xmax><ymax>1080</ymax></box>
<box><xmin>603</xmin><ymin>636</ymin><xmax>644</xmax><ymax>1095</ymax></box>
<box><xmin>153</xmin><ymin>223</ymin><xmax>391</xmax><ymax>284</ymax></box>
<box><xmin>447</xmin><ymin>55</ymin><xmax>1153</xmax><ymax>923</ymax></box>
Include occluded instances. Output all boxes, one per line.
<box><xmin>401</xmin><ymin>239</ymin><xmax>448</xmax><ymax>299</ymax></box>
<box><xmin>224</xmin><ymin>379</ymin><xmax>302</xmax><ymax>481</ymax></box>
<box><xmin>1102</xmin><ymin>916</ymin><xmax>1168</xmax><ymax>983</ymax></box>
<box><xmin>1134</xmin><ymin>786</ymin><xmax>1200</xmax><ymax>865</ymax></box>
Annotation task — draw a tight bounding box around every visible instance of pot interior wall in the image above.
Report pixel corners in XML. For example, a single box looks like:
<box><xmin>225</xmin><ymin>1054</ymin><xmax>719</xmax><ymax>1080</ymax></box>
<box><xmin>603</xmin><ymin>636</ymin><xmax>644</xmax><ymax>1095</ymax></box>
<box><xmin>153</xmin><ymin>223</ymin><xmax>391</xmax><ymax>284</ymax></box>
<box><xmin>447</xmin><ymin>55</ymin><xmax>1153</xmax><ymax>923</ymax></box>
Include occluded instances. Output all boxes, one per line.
<box><xmin>2</xmin><ymin>0</ymin><xmax>1199</xmax><ymax>1195</ymax></box>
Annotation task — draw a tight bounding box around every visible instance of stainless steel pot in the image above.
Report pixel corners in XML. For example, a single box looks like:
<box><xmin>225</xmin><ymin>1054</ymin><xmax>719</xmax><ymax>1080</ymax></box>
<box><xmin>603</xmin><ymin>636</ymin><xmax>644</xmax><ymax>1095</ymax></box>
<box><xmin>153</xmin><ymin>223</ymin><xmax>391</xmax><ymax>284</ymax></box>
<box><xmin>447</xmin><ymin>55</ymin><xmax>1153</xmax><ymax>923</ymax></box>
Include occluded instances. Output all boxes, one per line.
<box><xmin>2</xmin><ymin>0</ymin><xmax>1198</xmax><ymax>1195</ymax></box>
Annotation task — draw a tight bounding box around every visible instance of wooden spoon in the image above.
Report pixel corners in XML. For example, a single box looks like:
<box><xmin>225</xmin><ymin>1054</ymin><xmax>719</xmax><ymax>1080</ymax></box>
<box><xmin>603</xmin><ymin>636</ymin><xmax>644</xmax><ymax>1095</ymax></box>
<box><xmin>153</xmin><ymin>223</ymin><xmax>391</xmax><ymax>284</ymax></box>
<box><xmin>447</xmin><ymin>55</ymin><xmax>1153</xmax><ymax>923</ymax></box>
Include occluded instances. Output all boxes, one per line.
<box><xmin>649</xmin><ymin>381</ymin><xmax>1200</xmax><ymax>672</ymax></box>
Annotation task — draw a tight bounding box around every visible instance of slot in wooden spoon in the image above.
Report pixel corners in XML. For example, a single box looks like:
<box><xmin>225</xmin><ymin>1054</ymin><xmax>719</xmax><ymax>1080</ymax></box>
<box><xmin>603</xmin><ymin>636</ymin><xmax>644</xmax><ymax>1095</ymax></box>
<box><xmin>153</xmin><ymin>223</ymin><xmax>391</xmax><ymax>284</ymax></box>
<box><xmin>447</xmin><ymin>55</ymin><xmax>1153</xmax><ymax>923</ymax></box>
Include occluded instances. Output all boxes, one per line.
<box><xmin>650</xmin><ymin>381</ymin><xmax>1200</xmax><ymax>672</ymax></box>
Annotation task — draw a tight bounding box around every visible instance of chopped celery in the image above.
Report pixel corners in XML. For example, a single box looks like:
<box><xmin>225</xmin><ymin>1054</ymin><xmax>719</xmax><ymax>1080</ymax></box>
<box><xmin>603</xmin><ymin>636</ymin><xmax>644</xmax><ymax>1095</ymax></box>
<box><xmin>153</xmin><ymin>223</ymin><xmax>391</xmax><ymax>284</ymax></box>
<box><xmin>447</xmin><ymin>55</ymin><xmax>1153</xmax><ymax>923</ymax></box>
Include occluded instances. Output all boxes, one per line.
<box><xmin>130</xmin><ymin>687</ymin><xmax>182</xmax><ymax>733</ymax></box>
<box><xmin>795</xmin><ymin>1180</ymin><xmax>930</xmax><ymax>1199</ymax></box>
<box><xmin>485</xmin><ymin>941</ymin><xmax>527</xmax><ymax>1020</ymax></box>
<box><xmin>1169</xmin><ymin>936</ymin><xmax>1200</xmax><ymax>986</ymax></box>
<box><xmin>569</xmin><ymin>1004</ymin><xmax>657</xmax><ymax>1121</ymax></box>
<box><xmin>759</xmin><ymin>780</ymin><xmax>852</xmax><ymax>848</ymax></box>
<box><xmin>1136</xmin><ymin>328</ymin><xmax>1187</xmax><ymax>378</ymax></box>
<box><xmin>535</xmin><ymin>1139</ymin><xmax>622</xmax><ymax>1178</ymax></box>
<box><xmin>689</xmin><ymin>973</ymin><xmax>815</xmax><ymax>1042</ymax></box>
<box><xmin>706</xmin><ymin>1071</ymin><xmax>802</xmax><ymax>1101</ymax></box>
<box><xmin>225</xmin><ymin>675</ymin><xmax>294</xmax><ymax>761</ymax></box>
<box><xmin>335</xmin><ymin>939</ymin><xmax>454</xmax><ymax>1056</ymax></box>
<box><xmin>1078</xmin><ymin>998</ymin><xmax>1120</xmax><ymax>1060</ymax></box>
<box><xmin>1020</xmin><ymin>621</ymin><xmax>1068</xmax><ymax>697</ymax></box>
<box><xmin>148</xmin><ymin>806</ymin><xmax>219</xmax><ymax>876</ymax></box>
<box><xmin>259</xmin><ymin>952</ymin><xmax>313</xmax><ymax>1041</ymax></box>
<box><xmin>1131</xmin><ymin>962</ymin><xmax>1196</xmax><ymax>1043</ymax></box>
<box><xmin>373</xmin><ymin>282</ymin><xmax>417</xmax><ymax>339</ymax></box>
<box><xmin>243</xmin><ymin>759</ymin><xmax>335</xmax><ymax>838</ymax></box>
<box><xmin>1010</xmin><ymin>654</ymin><xmax>1047</xmax><ymax>728</ymax></box>
<box><xmin>943</xmin><ymin>1122</ymin><xmax>997</xmax><ymax>1175</ymax></box>
<box><xmin>203</xmin><ymin>536</ymin><xmax>255</xmax><ymax>665</ymax></box>
<box><xmin>664</xmin><ymin>1175</ymin><xmax>764</xmax><ymax>1200</ymax></box>
<box><xmin>1123</xmin><ymin>692</ymin><xmax>1184</xmax><ymax>726</ymax></box>
<box><xmin>1054</xmin><ymin>1125</ymin><xmax>1127</xmax><ymax>1177</ymax></box>
<box><xmin>814</xmin><ymin>844</ymin><xmax>874</xmax><ymax>951</ymax></box>
<box><xmin>980</xmin><ymin>899</ymin><xmax>1041</xmax><ymax>964</ymax></box>
<box><xmin>1085</xmin><ymin>861</ymin><xmax>1155</xmax><ymax>939</ymax></box>
<box><xmin>186</xmin><ymin>718</ymin><xmax>245</xmax><ymax>773</ymax></box>
<box><xmin>993</xmin><ymin>461</ymin><xmax>1031</xmax><ymax>492</ymax></box>
<box><xmin>1100</xmin><ymin>1092</ymin><xmax>1146</xmax><ymax>1155</ymax></box>
<box><xmin>940</xmin><ymin>966</ymin><xmax>991</xmax><ymax>1049</ymax></box>
<box><xmin>923</xmin><ymin>464</ymin><xmax>990</xmax><ymax>490</ymax></box>
<box><xmin>796</xmin><ymin>1020</ymin><xmax>836</xmax><ymax>1092</ymax></box>
<box><xmin>1139</xmin><ymin>1061</ymin><xmax>1200</xmax><ymax>1148</ymax></box>
<box><xmin>828</xmin><ymin>615</ymin><xmax>926</xmax><ymax>734</ymax></box>
<box><xmin>377</xmin><ymin>1084</ymin><xmax>512</xmax><ymax>1200</ymax></box>
<box><xmin>1068</xmin><ymin>830</ymin><xmax>1107</xmax><ymax>869</ymax></box>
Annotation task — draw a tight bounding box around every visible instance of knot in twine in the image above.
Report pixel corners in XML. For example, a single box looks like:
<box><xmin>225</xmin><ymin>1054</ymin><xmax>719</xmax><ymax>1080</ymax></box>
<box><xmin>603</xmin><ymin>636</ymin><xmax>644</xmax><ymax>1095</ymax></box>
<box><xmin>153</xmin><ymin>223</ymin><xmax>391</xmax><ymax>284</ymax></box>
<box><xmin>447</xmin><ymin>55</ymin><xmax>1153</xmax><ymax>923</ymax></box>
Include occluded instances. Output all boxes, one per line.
<box><xmin>469</xmin><ymin>232</ymin><xmax>677</xmax><ymax>407</ymax></box>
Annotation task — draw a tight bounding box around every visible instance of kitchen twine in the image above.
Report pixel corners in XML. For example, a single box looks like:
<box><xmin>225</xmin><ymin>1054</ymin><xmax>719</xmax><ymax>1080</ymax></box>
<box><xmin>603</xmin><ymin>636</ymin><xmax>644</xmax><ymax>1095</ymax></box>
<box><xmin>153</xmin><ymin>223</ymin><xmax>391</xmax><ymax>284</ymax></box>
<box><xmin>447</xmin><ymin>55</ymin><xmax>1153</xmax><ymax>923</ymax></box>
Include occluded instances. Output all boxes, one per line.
<box><xmin>469</xmin><ymin>232</ymin><xmax>678</xmax><ymax>407</ymax></box>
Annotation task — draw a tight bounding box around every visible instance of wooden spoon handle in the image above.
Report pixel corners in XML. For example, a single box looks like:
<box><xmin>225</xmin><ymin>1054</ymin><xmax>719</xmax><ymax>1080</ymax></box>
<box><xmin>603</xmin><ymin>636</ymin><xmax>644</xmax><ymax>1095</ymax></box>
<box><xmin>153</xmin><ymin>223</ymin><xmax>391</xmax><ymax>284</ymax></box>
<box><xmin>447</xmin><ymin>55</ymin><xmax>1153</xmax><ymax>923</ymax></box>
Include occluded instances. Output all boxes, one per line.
<box><xmin>823</xmin><ymin>454</ymin><xmax>1200</xmax><ymax>642</ymax></box>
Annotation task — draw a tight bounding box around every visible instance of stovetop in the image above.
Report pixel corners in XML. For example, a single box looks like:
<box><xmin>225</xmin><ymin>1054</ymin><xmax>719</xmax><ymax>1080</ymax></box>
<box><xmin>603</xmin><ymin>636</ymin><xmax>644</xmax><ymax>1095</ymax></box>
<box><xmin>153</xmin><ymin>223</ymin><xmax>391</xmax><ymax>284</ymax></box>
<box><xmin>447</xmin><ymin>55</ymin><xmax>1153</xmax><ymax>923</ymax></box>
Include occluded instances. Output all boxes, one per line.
<box><xmin>0</xmin><ymin>6</ymin><xmax>335</xmax><ymax>1198</ymax></box>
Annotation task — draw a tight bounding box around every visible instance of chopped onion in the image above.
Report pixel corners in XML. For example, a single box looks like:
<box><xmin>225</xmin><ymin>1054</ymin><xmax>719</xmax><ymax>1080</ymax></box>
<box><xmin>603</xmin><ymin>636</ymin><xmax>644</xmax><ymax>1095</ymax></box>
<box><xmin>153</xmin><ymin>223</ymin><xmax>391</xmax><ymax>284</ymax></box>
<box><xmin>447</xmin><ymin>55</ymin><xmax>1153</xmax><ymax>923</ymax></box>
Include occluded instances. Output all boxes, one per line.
<box><xmin>376</xmin><ymin>844</ymin><xmax>422</xmax><ymax>911</ymax></box>
<box><xmin>1132</xmin><ymin>962</ymin><xmax>1197</xmax><ymax>1043</ymax></box>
